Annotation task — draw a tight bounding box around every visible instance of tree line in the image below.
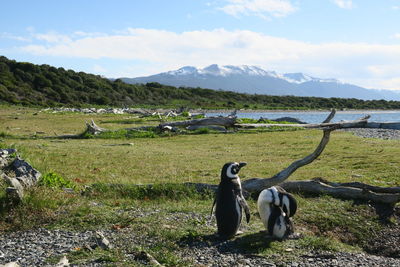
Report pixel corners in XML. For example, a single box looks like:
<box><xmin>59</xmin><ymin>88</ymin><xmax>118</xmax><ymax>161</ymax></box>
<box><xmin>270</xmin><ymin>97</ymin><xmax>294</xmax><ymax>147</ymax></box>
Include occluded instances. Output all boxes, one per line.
<box><xmin>1</xmin><ymin>56</ymin><xmax>400</xmax><ymax>110</ymax></box>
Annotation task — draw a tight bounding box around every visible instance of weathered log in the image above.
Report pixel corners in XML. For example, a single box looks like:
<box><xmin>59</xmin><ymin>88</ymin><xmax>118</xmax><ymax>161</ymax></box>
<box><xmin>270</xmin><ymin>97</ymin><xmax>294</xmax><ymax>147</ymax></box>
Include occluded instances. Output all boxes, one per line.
<box><xmin>82</xmin><ymin>109</ymin><xmax>399</xmax><ymax>205</ymax></box>
<box><xmin>85</xmin><ymin>119</ymin><xmax>108</xmax><ymax>135</ymax></box>
<box><xmin>280</xmin><ymin>179</ymin><xmax>400</xmax><ymax>204</ymax></box>
<box><xmin>237</xmin><ymin>118</ymin><xmax>400</xmax><ymax>130</ymax></box>
<box><xmin>312</xmin><ymin>177</ymin><xmax>400</xmax><ymax>194</ymax></box>
<box><xmin>159</xmin><ymin>116</ymin><xmax>237</xmax><ymax>129</ymax></box>
<box><xmin>89</xmin><ymin>180</ymin><xmax>400</xmax><ymax>204</ymax></box>
<box><xmin>241</xmin><ymin>109</ymin><xmax>339</xmax><ymax>193</ymax></box>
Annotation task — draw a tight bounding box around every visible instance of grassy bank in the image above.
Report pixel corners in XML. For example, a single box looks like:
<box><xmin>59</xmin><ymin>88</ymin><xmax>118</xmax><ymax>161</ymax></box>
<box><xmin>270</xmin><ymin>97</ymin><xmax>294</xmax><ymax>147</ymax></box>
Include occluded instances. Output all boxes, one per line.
<box><xmin>0</xmin><ymin>106</ymin><xmax>399</xmax><ymax>265</ymax></box>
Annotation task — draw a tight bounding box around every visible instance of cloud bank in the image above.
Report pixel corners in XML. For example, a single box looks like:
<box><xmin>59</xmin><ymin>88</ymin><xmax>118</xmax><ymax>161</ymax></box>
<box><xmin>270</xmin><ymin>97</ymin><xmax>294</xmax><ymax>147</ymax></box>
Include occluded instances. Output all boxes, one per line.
<box><xmin>332</xmin><ymin>0</ymin><xmax>354</xmax><ymax>9</ymax></box>
<box><xmin>219</xmin><ymin>0</ymin><xmax>296</xmax><ymax>18</ymax></box>
<box><xmin>14</xmin><ymin>28</ymin><xmax>400</xmax><ymax>90</ymax></box>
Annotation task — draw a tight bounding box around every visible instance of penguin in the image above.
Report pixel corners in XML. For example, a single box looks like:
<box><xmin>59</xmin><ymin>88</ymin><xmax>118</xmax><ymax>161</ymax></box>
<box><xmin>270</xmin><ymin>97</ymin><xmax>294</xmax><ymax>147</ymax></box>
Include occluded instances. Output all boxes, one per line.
<box><xmin>257</xmin><ymin>186</ymin><xmax>297</xmax><ymax>239</ymax></box>
<box><xmin>210</xmin><ymin>162</ymin><xmax>250</xmax><ymax>239</ymax></box>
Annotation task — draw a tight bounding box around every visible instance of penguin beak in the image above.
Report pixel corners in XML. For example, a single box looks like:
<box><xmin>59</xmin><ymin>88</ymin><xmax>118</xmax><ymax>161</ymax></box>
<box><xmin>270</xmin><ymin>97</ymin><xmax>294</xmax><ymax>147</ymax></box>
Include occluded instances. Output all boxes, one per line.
<box><xmin>238</xmin><ymin>162</ymin><xmax>247</xmax><ymax>169</ymax></box>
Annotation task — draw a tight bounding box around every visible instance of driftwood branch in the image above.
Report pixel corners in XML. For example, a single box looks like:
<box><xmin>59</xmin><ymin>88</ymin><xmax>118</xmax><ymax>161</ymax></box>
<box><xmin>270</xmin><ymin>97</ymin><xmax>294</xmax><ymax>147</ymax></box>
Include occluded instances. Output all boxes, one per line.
<box><xmin>85</xmin><ymin>119</ymin><xmax>109</xmax><ymax>135</ymax></box>
<box><xmin>237</xmin><ymin>115</ymin><xmax>400</xmax><ymax>130</ymax></box>
<box><xmin>280</xmin><ymin>179</ymin><xmax>400</xmax><ymax>204</ymax></box>
<box><xmin>159</xmin><ymin>116</ymin><xmax>237</xmax><ymax>129</ymax></box>
<box><xmin>236</xmin><ymin>110</ymin><xmax>399</xmax><ymax>205</ymax></box>
<box><xmin>312</xmin><ymin>177</ymin><xmax>400</xmax><ymax>194</ymax></box>
<box><xmin>185</xmin><ymin>178</ymin><xmax>400</xmax><ymax>204</ymax></box>
<box><xmin>241</xmin><ymin>109</ymin><xmax>339</xmax><ymax>193</ymax></box>
<box><xmin>80</xmin><ymin>109</ymin><xmax>399</xmax><ymax>205</ymax></box>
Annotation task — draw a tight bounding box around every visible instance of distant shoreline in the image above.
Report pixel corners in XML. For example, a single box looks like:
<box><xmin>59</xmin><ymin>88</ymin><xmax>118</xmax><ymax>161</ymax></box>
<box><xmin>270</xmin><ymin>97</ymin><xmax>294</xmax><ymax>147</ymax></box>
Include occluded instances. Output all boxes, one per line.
<box><xmin>198</xmin><ymin>109</ymin><xmax>400</xmax><ymax>114</ymax></box>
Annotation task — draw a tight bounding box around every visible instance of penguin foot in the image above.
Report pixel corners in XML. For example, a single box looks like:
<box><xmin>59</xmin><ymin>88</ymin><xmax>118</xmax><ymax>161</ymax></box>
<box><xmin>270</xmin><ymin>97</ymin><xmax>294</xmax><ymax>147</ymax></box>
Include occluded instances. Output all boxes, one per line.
<box><xmin>235</xmin><ymin>230</ymin><xmax>244</xmax><ymax>236</ymax></box>
<box><xmin>287</xmin><ymin>232</ymin><xmax>302</xmax><ymax>240</ymax></box>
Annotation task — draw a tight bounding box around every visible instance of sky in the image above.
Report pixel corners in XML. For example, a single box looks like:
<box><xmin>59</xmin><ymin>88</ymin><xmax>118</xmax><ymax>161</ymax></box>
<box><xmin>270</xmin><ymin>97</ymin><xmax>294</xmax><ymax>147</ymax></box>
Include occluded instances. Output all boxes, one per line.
<box><xmin>1</xmin><ymin>0</ymin><xmax>400</xmax><ymax>90</ymax></box>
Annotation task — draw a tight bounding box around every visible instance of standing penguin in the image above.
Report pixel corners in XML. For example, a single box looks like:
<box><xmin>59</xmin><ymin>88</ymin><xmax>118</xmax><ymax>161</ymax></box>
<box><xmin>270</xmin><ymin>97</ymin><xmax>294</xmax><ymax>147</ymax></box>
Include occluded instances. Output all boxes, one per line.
<box><xmin>211</xmin><ymin>162</ymin><xmax>250</xmax><ymax>239</ymax></box>
<box><xmin>257</xmin><ymin>186</ymin><xmax>297</xmax><ymax>239</ymax></box>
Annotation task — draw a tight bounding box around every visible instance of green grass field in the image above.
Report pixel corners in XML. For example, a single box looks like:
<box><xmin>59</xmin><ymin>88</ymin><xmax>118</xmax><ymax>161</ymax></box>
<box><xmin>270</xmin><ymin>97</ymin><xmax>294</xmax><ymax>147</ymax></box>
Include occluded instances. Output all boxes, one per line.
<box><xmin>0</xmin><ymin>105</ymin><xmax>399</xmax><ymax>266</ymax></box>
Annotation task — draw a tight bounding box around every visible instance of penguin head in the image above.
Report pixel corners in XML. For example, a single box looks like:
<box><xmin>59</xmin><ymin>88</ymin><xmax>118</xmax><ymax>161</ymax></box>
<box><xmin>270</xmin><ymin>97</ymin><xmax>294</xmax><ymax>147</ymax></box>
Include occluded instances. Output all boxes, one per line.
<box><xmin>281</xmin><ymin>193</ymin><xmax>297</xmax><ymax>217</ymax></box>
<box><xmin>221</xmin><ymin>162</ymin><xmax>247</xmax><ymax>180</ymax></box>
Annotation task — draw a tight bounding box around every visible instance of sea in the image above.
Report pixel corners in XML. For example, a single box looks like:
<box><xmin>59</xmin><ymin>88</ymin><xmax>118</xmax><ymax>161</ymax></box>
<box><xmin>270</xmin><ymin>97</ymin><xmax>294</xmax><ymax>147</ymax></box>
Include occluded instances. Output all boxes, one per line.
<box><xmin>205</xmin><ymin>110</ymin><xmax>400</xmax><ymax>124</ymax></box>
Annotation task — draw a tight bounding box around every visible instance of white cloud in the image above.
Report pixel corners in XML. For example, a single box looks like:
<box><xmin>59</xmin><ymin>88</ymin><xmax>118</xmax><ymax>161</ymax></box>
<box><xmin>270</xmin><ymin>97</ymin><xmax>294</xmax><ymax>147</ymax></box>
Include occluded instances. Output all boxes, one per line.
<box><xmin>332</xmin><ymin>0</ymin><xmax>354</xmax><ymax>9</ymax></box>
<box><xmin>0</xmin><ymin>32</ymin><xmax>31</xmax><ymax>42</ymax></box>
<box><xmin>18</xmin><ymin>28</ymin><xmax>400</xmax><ymax>90</ymax></box>
<box><xmin>392</xmin><ymin>33</ymin><xmax>400</xmax><ymax>39</ymax></box>
<box><xmin>219</xmin><ymin>0</ymin><xmax>296</xmax><ymax>19</ymax></box>
<box><xmin>34</xmin><ymin>32</ymin><xmax>72</xmax><ymax>43</ymax></box>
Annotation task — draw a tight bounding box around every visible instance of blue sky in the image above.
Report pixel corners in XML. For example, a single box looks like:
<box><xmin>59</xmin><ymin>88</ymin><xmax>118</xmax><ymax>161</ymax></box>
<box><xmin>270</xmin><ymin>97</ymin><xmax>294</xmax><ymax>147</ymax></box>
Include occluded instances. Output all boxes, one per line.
<box><xmin>1</xmin><ymin>0</ymin><xmax>400</xmax><ymax>90</ymax></box>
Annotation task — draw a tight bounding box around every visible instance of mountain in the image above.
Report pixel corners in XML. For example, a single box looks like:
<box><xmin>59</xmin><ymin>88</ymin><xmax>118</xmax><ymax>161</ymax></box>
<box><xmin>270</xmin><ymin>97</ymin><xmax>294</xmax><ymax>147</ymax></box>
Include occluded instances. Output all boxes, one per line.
<box><xmin>2</xmin><ymin>56</ymin><xmax>400</xmax><ymax>109</ymax></box>
<box><xmin>122</xmin><ymin>64</ymin><xmax>400</xmax><ymax>101</ymax></box>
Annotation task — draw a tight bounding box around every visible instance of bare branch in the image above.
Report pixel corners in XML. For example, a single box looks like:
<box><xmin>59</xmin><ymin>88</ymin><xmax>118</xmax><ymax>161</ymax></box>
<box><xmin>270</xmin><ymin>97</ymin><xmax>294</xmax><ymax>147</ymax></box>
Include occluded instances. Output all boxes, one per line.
<box><xmin>85</xmin><ymin>119</ymin><xmax>108</xmax><ymax>135</ymax></box>
<box><xmin>242</xmin><ymin>109</ymin><xmax>338</xmax><ymax>193</ymax></box>
<box><xmin>237</xmin><ymin>114</ymin><xmax>400</xmax><ymax>130</ymax></box>
<box><xmin>280</xmin><ymin>180</ymin><xmax>400</xmax><ymax>204</ymax></box>
<box><xmin>159</xmin><ymin>116</ymin><xmax>236</xmax><ymax>129</ymax></box>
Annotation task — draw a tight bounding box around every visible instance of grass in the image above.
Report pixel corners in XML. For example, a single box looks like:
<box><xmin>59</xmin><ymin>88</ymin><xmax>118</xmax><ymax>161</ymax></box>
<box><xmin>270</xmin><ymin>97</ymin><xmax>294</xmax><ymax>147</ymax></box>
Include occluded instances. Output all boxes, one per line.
<box><xmin>0</xmin><ymin>106</ymin><xmax>399</xmax><ymax>265</ymax></box>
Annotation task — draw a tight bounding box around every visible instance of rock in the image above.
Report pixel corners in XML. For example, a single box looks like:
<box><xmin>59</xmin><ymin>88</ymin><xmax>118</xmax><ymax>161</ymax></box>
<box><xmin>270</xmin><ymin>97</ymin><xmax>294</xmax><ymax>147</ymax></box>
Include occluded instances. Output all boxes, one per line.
<box><xmin>135</xmin><ymin>251</ymin><xmax>164</xmax><ymax>266</ymax></box>
<box><xmin>12</xmin><ymin>157</ymin><xmax>42</xmax><ymax>187</ymax></box>
<box><xmin>94</xmin><ymin>231</ymin><xmax>113</xmax><ymax>250</ymax></box>
<box><xmin>0</xmin><ymin>262</ymin><xmax>20</xmax><ymax>267</ymax></box>
<box><xmin>55</xmin><ymin>255</ymin><xmax>69</xmax><ymax>266</ymax></box>
<box><xmin>3</xmin><ymin>175</ymin><xmax>24</xmax><ymax>202</ymax></box>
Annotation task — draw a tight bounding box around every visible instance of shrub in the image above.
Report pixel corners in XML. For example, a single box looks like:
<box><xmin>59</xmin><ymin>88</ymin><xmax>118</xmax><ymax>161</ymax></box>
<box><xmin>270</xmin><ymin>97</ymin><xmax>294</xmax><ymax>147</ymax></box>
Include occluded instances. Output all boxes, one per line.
<box><xmin>39</xmin><ymin>172</ymin><xmax>75</xmax><ymax>189</ymax></box>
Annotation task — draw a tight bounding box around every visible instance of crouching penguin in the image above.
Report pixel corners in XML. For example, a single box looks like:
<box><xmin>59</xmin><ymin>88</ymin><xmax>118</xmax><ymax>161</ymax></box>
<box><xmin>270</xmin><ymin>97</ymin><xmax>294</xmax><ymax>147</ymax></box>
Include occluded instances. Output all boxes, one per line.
<box><xmin>257</xmin><ymin>186</ymin><xmax>297</xmax><ymax>240</ymax></box>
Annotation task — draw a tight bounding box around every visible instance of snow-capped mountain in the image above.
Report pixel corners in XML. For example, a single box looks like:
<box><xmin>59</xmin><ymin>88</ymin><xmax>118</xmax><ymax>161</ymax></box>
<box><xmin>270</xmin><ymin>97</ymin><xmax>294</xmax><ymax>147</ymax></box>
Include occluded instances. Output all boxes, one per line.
<box><xmin>121</xmin><ymin>64</ymin><xmax>400</xmax><ymax>100</ymax></box>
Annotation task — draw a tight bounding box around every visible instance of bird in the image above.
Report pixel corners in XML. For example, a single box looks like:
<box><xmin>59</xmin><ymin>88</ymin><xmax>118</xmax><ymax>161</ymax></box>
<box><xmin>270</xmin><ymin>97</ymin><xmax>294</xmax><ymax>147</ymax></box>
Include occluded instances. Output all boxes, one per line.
<box><xmin>257</xmin><ymin>186</ymin><xmax>297</xmax><ymax>239</ymax></box>
<box><xmin>211</xmin><ymin>162</ymin><xmax>250</xmax><ymax>239</ymax></box>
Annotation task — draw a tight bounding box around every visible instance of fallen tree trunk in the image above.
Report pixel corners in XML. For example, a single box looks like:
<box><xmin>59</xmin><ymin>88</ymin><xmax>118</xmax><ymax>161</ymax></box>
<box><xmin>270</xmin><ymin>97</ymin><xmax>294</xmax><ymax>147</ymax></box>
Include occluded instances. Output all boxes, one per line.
<box><xmin>187</xmin><ymin>180</ymin><xmax>400</xmax><ymax>204</ymax></box>
<box><xmin>85</xmin><ymin>119</ymin><xmax>109</xmax><ymax>135</ymax></box>
<box><xmin>237</xmin><ymin>119</ymin><xmax>400</xmax><ymax>130</ymax></box>
<box><xmin>80</xmin><ymin>109</ymin><xmax>399</xmax><ymax>204</ymax></box>
<box><xmin>280</xmin><ymin>179</ymin><xmax>400</xmax><ymax>204</ymax></box>
<box><xmin>233</xmin><ymin>110</ymin><xmax>398</xmax><ymax>204</ymax></box>
<box><xmin>312</xmin><ymin>177</ymin><xmax>400</xmax><ymax>194</ymax></box>
<box><xmin>159</xmin><ymin>116</ymin><xmax>236</xmax><ymax>129</ymax></box>
<box><xmin>89</xmin><ymin>179</ymin><xmax>400</xmax><ymax>205</ymax></box>
<box><xmin>241</xmin><ymin>109</ymin><xmax>341</xmax><ymax>193</ymax></box>
<box><xmin>186</xmin><ymin>178</ymin><xmax>400</xmax><ymax>204</ymax></box>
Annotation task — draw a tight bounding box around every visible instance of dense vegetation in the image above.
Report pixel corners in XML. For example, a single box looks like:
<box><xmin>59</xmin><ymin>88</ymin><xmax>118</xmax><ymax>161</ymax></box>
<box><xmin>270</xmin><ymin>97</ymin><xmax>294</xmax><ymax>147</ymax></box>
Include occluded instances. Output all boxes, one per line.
<box><xmin>1</xmin><ymin>56</ymin><xmax>400</xmax><ymax>109</ymax></box>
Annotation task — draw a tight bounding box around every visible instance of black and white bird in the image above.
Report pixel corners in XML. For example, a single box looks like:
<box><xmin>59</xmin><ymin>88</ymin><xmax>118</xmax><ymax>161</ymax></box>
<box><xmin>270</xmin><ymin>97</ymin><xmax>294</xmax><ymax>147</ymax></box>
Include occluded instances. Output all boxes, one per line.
<box><xmin>211</xmin><ymin>162</ymin><xmax>250</xmax><ymax>239</ymax></box>
<box><xmin>257</xmin><ymin>186</ymin><xmax>297</xmax><ymax>239</ymax></box>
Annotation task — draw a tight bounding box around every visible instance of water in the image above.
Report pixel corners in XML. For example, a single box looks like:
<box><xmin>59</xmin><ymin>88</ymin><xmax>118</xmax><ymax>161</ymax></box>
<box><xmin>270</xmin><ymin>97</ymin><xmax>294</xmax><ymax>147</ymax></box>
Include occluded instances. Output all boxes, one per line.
<box><xmin>206</xmin><ymin>110</ymin><xmax>400</xmax><ymax>124</ymax></box>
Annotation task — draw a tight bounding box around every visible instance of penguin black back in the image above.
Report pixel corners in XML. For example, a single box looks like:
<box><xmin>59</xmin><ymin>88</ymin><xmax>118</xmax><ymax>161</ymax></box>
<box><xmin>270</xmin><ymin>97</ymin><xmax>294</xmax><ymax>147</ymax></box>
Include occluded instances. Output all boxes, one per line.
<box><xmin>213</xmin><ymin>162</ymin><xmax>249</xmax><ymax>239</ymax></box>
<box><xmin>257</xmin><ymin>186</ymin><xmax>297</xmax><ymax>239</ymax></box>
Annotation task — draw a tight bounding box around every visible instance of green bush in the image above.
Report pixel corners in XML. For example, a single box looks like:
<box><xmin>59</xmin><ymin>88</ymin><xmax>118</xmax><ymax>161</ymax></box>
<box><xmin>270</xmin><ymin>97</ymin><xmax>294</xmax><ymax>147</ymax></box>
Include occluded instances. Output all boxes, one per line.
<box><xmin>39</xmin><ymin>172</ymin><xmax>75</xmax><ymax>189</ymax></box>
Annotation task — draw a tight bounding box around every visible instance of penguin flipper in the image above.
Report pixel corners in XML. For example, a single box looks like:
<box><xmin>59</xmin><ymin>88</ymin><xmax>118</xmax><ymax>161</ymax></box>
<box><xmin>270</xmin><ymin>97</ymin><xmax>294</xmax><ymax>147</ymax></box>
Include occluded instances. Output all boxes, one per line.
<box><xmin>238</xmin><ymin>196</ymin><xmax>251</xmax><ymax>223</ymax></box>
<box><xmin>210</xmin><ymin>197</ymin><xmax>216</xmax><ymax>220</ymax></box>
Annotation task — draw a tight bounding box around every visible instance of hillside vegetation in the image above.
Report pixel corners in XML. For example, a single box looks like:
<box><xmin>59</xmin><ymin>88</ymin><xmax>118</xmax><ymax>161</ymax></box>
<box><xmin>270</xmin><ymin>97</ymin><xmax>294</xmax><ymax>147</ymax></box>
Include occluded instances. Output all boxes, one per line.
<box><xmin>1</xmin><ymin>56</ymin><xmax>400</xmax><ymax>109</ymax></box>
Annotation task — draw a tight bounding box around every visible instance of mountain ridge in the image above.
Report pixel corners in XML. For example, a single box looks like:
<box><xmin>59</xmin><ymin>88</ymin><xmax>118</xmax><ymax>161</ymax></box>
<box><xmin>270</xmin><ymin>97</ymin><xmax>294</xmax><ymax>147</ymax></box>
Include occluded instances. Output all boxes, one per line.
<box><xmin>122</xmin><ymin>64</ymin><xmax>400</xmax><ymax>101</ymax></box>
<box><xmin>2</xmin><ymin>56</ymin><xmax>400</xmax><ymax>109</ymax></box>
